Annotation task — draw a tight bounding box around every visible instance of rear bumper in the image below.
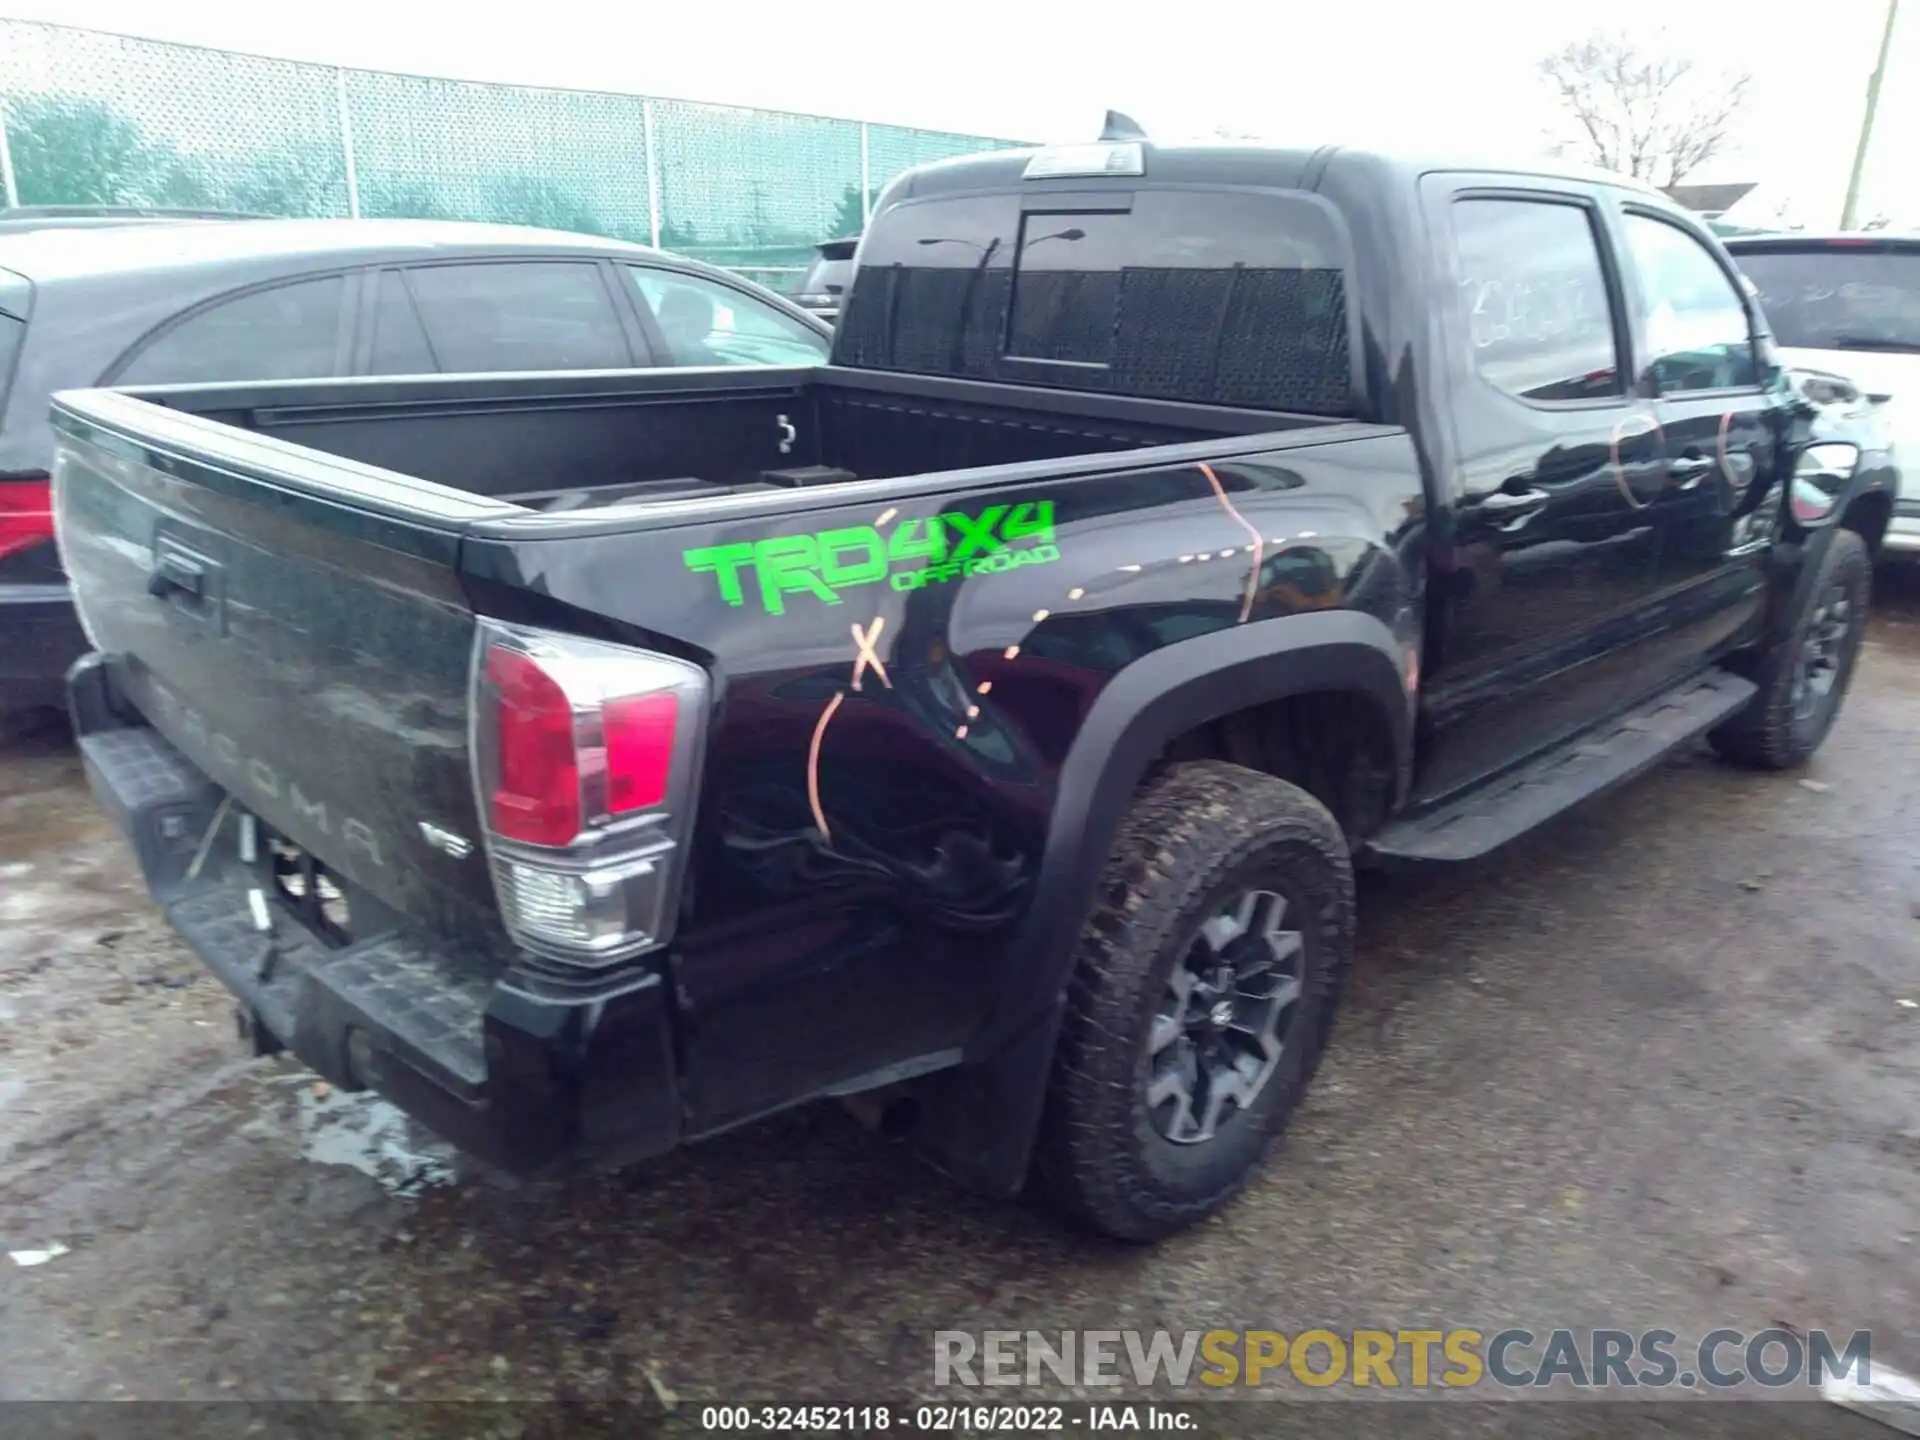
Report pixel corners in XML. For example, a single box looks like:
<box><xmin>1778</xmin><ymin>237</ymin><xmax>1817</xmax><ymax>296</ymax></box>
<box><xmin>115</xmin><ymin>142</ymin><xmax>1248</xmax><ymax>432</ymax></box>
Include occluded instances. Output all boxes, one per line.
<box><xmin>0</xmin><ymin>583</ymin><xmax>87</xmax><ymax>713</ymax></box>
<box><xmin>70</xmin><ymin>654</ymin><xmax>684</xmax><ymax>1175</ymax></box>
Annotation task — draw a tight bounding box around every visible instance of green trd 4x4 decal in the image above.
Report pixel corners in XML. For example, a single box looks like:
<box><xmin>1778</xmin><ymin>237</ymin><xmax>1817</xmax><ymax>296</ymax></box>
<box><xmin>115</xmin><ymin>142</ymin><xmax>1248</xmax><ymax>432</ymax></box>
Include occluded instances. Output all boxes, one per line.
<box><xmin>684</xmin><ymin>501</ymin><xmax>1060</xmax><ymax>616</ymax></box>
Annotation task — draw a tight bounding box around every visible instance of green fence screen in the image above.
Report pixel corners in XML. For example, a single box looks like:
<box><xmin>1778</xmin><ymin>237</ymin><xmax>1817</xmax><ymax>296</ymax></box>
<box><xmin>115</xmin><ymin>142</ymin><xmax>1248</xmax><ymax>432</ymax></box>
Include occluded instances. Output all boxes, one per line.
<box><xmin>0</xmin><ymin>21</ymin><xmax>1027</xmax><ymax>292</ymax></box>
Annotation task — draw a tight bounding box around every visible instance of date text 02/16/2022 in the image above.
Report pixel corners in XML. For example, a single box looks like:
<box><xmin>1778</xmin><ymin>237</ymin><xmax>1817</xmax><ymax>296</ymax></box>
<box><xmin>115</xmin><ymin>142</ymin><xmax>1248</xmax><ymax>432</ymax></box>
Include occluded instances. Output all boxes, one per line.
<box><xmin>696</xmin><ymin>1404</ymin><xmax>1190</xmax><ymax>1431</ymax></box>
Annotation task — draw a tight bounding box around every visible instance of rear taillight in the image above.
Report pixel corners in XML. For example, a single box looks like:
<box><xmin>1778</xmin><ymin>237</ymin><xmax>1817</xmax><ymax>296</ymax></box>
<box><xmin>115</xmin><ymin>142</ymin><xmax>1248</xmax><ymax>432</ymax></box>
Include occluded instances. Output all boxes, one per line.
<box><xmin>0</xmin><ymin>476</ymin><xmax>53</xmax><ymax>562</ymax></box>
<box><xmin>472</xmin><ymin>619</ymin><xmax>707</xmax><ymax>968</ymax></box>
<box><xmin>487</xmin><ymin>645</ymin><xmax>585</xmax><ymax>846</ymax></box>
<box><xmin>603</xmin><ymin>693</ymin><xmax>678</xmax><ymax>813</ymax></box>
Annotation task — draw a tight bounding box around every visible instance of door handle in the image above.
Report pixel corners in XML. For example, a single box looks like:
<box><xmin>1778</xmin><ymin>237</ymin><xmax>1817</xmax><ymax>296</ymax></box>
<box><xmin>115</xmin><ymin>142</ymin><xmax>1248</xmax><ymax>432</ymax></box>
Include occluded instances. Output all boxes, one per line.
<box><xmin>1482</xmin><ymin>487</ymin><xmax>1550</xmax><ymax>531</ymax></box>
<box><xmin>1669</xmin><ymin>455</ymin><xmax>1714</xmax><ymax>490</ymax></box>
<box><xmin>147</xmin><ymin>550</ymin><xmax>206</xmax><ymax>602</ymax></box>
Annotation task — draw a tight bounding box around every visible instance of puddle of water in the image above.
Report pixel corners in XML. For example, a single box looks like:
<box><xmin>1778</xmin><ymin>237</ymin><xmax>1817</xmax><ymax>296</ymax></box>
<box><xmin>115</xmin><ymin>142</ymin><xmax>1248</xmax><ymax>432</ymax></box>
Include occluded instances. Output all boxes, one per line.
<box><xmin>0</xmin><ymin>890</ymin><xmax>50</xmax><ymax>924</ymax></box>
<box><xmin>0</xmin><ymin>1073</ymin><xmax>25</xmax><ymax>1112</ymax></box>
<box><xmin>290</xmin><ymin>1084</ymin><xmax>459</xmax><ymax>1198</ymax></box>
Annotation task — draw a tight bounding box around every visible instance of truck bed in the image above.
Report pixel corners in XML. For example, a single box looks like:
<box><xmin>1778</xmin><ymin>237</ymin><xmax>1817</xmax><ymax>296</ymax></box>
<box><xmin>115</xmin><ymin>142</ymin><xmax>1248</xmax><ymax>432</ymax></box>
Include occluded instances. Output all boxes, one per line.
<box><xmin>120</xmin><ymin>364</ymin><xmax>1338</xmax><ymax>517</ymax></box>
<box><xmin>48</xmin><ymin>358</ymin><xmax>1387</xmax><ymax>991</ymax></box>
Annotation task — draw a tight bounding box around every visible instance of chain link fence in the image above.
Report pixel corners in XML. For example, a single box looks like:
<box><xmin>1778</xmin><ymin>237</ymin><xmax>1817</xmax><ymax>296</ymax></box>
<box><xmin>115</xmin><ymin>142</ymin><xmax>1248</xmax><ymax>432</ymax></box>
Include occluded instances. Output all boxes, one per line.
<box><xmin>0</xmin><ymin>21</ymin><xmax>1026</xmax><ymax>292</ymax></box>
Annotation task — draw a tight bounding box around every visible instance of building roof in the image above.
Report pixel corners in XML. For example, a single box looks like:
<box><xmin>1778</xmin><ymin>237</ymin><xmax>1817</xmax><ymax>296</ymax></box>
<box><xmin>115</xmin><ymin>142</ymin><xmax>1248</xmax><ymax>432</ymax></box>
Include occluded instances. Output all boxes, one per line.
<box><xmin>1662</xmin><ymin>183</ymin><xmax>1759</xmax><ymax>215</ymax></box>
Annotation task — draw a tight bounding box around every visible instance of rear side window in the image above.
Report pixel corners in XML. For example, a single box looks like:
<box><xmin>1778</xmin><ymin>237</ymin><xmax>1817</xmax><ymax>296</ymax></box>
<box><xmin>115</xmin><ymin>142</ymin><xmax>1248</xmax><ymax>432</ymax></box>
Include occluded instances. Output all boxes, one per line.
<box><xmin>835</xmin><ymin>188</ymin><xmax>1353</xmax><ymax>415</ymax></box>
<box><xmin>368</xmin><ymin>271</ymin><xmax>437</xmax><ymax>374</ymax></box>
<box><xmin>115</xmin><ymin>276</ymin><xmax>347</xmax><ymax>385</ymax></box>
<box><xmin>404</xmin><ymin>262</ymin><xmax>631</xmax><ymax>374</ymax></box>
<box><xmin>1731</xmin><ymin>245</ymin><xmax>1920</xmax><ymax>354</ymax></box>
<box><xmin>1450</xmin><ymin>198</ymin><xmax>1623</xmax><ymax>403</ymax></box>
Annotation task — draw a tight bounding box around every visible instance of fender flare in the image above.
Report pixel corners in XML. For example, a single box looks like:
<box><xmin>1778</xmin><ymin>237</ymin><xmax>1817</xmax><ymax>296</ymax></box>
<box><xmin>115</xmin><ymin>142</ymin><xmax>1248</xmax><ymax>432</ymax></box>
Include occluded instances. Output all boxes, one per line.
<box><xmin>1752</xmin><ymin>450</ymin><xmax>1896</xmax><ymax>654</ymax></box>
<box><xmin>913</xmin><ymin>609</ymin><xmax>1412</xmax><ymax>1195</ymax></box>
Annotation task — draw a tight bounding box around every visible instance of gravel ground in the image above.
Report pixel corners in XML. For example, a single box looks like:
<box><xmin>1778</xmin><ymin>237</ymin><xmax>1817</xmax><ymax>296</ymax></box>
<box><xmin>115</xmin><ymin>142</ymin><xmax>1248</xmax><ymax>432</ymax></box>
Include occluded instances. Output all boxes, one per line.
<box><xmin>1</xmin><ymin>578</ymin><xmax>1917</xmax><ymax>1438</ymax></box>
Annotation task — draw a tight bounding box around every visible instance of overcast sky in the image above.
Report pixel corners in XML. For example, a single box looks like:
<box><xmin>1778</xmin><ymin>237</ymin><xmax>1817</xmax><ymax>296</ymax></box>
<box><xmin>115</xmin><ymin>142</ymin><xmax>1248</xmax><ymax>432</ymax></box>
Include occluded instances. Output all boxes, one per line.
<box><xmin>2</xmin><ymin>0</ymin><xmax>1914</xmax><ymax>225</ymax></box>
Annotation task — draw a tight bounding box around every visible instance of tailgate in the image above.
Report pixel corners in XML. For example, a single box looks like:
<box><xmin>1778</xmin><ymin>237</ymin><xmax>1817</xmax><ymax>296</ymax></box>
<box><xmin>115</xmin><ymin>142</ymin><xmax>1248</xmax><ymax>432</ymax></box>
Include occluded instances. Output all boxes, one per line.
<box><xmin>51</xmin><ymin>388</ymin><xmax>519</xmax><ymax>945</ymax></box>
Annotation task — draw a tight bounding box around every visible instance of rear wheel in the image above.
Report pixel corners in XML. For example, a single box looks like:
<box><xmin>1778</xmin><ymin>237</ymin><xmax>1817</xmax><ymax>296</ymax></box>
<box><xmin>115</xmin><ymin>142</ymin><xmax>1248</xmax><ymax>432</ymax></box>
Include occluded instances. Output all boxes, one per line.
<box><xmin>1710</xmin><ymin>528</ymin><xmax>1871</xmax><ymax>770</ymax></box>
<box><xmin>1034</xmin><ymin>761</ymin><xmax>1353</xmax><ymax>1241</ymax></box>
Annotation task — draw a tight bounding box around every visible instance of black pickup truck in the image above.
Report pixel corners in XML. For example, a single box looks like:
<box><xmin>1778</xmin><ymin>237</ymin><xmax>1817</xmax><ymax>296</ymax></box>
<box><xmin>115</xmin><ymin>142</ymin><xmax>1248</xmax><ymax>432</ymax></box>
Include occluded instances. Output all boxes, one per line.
<box><xmin>50</xmin><ymin>135</ymin><xmax>1896</xmax><ymax>1241</ymax></box>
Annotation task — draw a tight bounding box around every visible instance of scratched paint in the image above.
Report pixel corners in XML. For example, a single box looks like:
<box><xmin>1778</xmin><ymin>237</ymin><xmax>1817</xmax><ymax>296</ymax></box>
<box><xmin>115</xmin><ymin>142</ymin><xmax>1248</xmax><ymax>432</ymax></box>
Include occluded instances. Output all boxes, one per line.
<box><xmin>806</xmin><ymin>691</ymin><xmax>847</xmax><ymax>844</ymax></box>
<box><xmin>849</xmin><ymin>617</ymin><xmax>891</xmax><ymax>692</ymax></box>
<box><xmin>1610</xmin><ymin>411</ymin><xmax>1663</xmax><ymax>511</ymax></box>
<box><xmin>1198</xmin><ymin>462</ymin><xmax>1265</xmax><ymax>624</ymax></box>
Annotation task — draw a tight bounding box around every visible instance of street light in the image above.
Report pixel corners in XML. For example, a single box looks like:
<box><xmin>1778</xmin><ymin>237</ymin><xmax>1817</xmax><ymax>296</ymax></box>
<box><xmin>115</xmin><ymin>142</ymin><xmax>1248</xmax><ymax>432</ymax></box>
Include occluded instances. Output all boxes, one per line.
<box><xmin>1026</xmin><ymin>227</ymin><xmax>1087</xmax><ymax>249</ymax></box>
<box><xmin>914</xmin><ymin>227</ymin><xmax>1086</xmax><ymax>254</ymax></box>
<box><xmin>910</xmin><ymin>229</ymin><xmax>1088</xmax><ymax>369</ymax></box>
<box><xmin>1841</xmin><ymin>0</ymin><xmax>1902</xmax><ymax>229</ymax></box>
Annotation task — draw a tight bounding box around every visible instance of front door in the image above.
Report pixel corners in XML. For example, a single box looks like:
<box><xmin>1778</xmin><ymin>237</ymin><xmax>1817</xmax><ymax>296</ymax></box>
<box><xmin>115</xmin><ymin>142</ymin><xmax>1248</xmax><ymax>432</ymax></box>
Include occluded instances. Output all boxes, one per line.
<box><xmin>1415</xmin><ymin>182</ymin><xmax>1671</xmax><ymax>804</ymax></box>
<box><xmin>1614</xmin><ymin>207</ymin><xmax>1777</xmax><ymax>670</ymax></box>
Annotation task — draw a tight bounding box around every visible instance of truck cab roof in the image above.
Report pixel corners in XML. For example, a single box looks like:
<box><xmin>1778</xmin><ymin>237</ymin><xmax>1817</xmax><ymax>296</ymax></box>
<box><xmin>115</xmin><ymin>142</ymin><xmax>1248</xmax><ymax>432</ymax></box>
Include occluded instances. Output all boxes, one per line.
<box><xmin>835</xmin><ymin>137</ymin><xmax>1697</xmax><ymax>426</ymax></box>
<box><xmin>879</xmin><ymin>138</ymin><xmax>1668</xmax><ymax>208</ymax></box>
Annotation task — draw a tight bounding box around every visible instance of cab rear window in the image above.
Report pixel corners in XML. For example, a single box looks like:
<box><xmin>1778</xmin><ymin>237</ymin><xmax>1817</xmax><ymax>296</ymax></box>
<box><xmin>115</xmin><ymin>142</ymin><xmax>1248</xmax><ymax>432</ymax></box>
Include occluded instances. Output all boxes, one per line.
<box><xmin>835</xmin><ymin>187</ymin><xmax>1354</xmax><ymax>415</ymax></box>
<box><xmin>1731</xmin><ymin>244</ymin><xmax>1920</xmax><ymax>353</ymax></box>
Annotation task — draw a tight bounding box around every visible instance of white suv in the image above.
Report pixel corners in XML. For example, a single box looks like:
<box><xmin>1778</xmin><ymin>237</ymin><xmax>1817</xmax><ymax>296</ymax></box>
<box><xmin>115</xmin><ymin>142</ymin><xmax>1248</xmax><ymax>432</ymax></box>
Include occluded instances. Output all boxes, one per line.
<box><xmin>1727</xmin><ymin>235</ymin><xmax>1918</xmax><ymax>553</ymax></box>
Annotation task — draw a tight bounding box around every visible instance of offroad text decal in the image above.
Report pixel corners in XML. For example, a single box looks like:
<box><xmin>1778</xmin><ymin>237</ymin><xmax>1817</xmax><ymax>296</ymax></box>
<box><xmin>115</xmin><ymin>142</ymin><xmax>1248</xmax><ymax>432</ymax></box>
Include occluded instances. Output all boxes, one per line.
<box><xmin>684</xmin><ymin>502</ymin><xmax>1059</xmax><ymax>616</ymax></box>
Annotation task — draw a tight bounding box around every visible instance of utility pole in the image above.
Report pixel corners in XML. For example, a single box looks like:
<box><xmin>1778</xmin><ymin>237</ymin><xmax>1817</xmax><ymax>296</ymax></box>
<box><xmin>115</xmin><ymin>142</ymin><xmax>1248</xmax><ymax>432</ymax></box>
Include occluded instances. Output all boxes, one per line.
<box><xmin>1841</xmin><ymin>0</ymin><xmax>1902</xmax><ymax>229</ymax></box>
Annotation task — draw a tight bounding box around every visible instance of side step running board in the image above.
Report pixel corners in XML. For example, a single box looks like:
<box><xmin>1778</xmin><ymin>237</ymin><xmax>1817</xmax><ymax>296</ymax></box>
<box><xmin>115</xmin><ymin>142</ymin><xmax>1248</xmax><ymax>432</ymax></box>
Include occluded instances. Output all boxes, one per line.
<box><xmin>1363</xmin><ymin>670</ymin><xmax>1758</xmax><ymax>867</ymax></box>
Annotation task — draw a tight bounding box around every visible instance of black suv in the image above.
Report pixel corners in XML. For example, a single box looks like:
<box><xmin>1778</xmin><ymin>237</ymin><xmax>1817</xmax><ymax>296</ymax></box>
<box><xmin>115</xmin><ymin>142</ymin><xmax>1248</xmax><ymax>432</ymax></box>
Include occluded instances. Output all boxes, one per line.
<box><xmin>0</xmin><ymin>217</ymin><xmax>832</xmax><ymax>718</ymax></box>
<box><xmin>791</xmin><ymin>236</ymin><xmax>858</xmax><ymax>323</ymax></box>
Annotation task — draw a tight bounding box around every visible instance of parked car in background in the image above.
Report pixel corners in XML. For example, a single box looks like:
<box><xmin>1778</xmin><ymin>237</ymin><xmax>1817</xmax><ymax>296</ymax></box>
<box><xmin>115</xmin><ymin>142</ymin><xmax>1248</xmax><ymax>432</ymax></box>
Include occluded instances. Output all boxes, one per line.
<box><xmin>1726</xmin><ymin>234</ymin><xmax>1917</xmax><ymax>553</ymax></box>
<box><xmin>0</xmin><ymin>217</ymin><xmax>832</xmax><ymax>719</ymax></box>
<box><xmin>0</xmin><ymin>204</ymin><xmax>271</xmax><ymax>237</ymax></box>
<box><xmin>791</xmin><ymin>235</ymin><xmax>858</xmax><ymax>323</ymax></box>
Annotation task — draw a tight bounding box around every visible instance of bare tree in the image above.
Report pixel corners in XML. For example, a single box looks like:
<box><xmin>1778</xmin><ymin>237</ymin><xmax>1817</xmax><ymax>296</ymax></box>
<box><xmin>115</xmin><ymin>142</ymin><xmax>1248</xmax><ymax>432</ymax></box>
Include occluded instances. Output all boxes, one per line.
<box><xmin>1539</xmin><ymin>33</ymin><xmax>1750</xmax><ymax>187</ymax></box>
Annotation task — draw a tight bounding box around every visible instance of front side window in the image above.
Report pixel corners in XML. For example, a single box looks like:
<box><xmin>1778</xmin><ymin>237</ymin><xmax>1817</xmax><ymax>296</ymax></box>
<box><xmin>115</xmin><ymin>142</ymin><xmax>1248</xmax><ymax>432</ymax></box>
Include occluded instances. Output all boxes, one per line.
<box><xmin>404</xmin><ymin>262</ymin><xmax>630</xmax><ymax>373</ymax></box>
<box><xmin>116</xmin><ymin>276</ymin><xmax>346</xmax><ymax>385</ymax></box>
<box><xmin>625</xmin><ymin>268</ymin><xmax>828</xmax><ymax>368</ymax></box>
<box><xmin>1451</xmin><ymin>198</ymin><xmax>1623</xmax><ymax>403</ymax></box>
<box><xmin>1621</xmin><ymin>213</ymin><xmax>1758</xmax><ymax>392</ymax></box>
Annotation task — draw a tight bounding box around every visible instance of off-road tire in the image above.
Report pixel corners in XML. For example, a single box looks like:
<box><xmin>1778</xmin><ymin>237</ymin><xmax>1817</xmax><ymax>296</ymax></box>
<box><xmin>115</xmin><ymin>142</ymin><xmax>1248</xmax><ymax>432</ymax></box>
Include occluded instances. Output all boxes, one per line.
<box><xmin>1033</xmin><ymin>761</ymin><xmax>1354</xmax><ymax>1242</ymax></box>
<box><xmin>1710</xmin><ymin>528</ymin><xmax>1871</xmax><ymax>770</ymax></box>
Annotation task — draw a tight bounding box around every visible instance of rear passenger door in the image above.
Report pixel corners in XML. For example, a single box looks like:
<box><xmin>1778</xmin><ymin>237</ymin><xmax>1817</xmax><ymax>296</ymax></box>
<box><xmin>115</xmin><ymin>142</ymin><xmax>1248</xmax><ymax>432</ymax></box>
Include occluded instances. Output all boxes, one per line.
<box><xmin>1415</xmin><ymin>180</ymin><xmax>1670</xmax><ymax>803</ymax></box>
<box><xmin>361</xmin><ymin>260</ymin><xmax>640</xmax><ymax>375</ymax></box>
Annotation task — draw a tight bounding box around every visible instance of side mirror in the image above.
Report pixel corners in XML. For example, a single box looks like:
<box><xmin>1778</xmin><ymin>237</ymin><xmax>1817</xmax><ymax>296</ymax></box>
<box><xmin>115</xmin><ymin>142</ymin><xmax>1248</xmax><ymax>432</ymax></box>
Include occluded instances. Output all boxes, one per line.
<box><xmin>1787</xmin><ymin>441</ymin><xmax>1859</xmax><ymax>527</ymax></box>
